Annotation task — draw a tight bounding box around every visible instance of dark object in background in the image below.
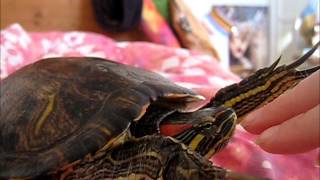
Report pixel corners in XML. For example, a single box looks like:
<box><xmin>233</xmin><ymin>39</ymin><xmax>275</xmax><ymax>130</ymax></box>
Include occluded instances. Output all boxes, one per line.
<box><xmin>92</xmin><ymin>0</ymin><xmax>143</xmax><ymax>32</ymax></box>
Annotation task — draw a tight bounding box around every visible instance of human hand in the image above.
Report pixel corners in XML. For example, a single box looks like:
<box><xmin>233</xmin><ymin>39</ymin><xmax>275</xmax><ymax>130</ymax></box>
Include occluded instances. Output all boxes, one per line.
<box><xmin>241</xmin><ymin>70</ymin><xmax>320</xmax><ymax>154</ymax></box>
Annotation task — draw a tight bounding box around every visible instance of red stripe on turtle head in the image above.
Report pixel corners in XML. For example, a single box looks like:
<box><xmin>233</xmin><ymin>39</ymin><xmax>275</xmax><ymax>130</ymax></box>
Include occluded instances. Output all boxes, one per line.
<box><xmin>160</xmin><ymin>124</ymin><xmax>193</xmax><ymax>136</ymax></box>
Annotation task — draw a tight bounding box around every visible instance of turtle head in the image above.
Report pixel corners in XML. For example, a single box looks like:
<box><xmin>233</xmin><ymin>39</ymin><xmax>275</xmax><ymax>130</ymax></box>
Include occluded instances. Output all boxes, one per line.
<box><xmin>160</xmin><ymin>106</ymin><xmax>236</xmax><ymax>158</ymax></box>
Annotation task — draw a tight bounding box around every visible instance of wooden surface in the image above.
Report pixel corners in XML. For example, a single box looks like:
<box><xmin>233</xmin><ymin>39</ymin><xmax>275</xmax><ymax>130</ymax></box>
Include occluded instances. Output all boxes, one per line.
<box><xmin>0</xmin><ymin>0</ymin><xmax>148</xmax><ymax>41</ymax></box>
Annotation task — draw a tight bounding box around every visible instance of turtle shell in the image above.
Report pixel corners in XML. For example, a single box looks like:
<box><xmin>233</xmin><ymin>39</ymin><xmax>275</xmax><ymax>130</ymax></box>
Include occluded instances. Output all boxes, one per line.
<box><xmin>0</xmin><ymin>57</ymin><xmax>201</xmax><ymax>178</ymax></box>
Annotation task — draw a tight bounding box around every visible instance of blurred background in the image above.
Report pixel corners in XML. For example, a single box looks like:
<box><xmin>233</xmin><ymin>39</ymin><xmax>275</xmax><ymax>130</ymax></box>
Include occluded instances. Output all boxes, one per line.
<box><xmin>1</xmin><ymin>0</ymin><xmax>319</xmax><ymax>77</ymax></box>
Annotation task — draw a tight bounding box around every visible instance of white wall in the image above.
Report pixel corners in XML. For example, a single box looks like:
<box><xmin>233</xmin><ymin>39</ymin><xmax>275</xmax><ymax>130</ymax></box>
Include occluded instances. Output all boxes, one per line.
<box><xmin>269</xmin><ymin>0</ymin><xmax>309</xmax><ymax>63</ymax></box>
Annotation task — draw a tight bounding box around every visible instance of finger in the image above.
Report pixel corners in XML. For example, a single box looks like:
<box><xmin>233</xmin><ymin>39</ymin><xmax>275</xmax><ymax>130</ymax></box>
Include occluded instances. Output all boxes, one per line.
<box><xmin>255</xmin><ymin>105</ymin><xmax>320</xmax><ymax>154</ymax></box>
<box><xmin>242</xmin><ymin>71</ymin><xmax>320</xmax><ymax>134</ymax></box>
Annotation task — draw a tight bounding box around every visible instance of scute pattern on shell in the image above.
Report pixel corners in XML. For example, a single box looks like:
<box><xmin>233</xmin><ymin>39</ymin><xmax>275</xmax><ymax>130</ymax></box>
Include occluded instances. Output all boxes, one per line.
<box><xmin>0</xmin><ymin>57</ymin><xmax>200</xmax><ymax>177</ymax></box>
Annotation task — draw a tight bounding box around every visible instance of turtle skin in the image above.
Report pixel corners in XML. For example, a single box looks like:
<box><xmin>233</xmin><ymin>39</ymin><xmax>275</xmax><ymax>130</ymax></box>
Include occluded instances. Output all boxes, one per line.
<box><xmin>0</xmin><ymin>57</ymin><xmax>202</xmax><ymax>178</ymax></box>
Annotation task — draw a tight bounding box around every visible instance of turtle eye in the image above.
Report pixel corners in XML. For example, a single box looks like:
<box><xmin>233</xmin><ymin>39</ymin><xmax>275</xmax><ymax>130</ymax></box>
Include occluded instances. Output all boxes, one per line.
<box><xmin>200</xmin><ymin>122</ymin><xmax>213</xmax><ymax>130</ymax></box>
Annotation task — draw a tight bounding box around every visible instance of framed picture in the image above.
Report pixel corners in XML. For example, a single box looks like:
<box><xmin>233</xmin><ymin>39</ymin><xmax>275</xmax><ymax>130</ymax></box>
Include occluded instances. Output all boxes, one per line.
<box><xmin>211</xmin><ymin>5</ymin><xmax>269</xmax><ymax>76</ymax></box>
<box><xmin>183</xmin><ymin>0</ymin><xmax>270</xmax><ymax>76</ymax></box>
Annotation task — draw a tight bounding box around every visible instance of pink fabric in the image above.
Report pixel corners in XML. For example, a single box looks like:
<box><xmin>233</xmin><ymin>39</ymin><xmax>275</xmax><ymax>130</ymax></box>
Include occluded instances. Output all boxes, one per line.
<box><xmin>1</xmin><ymin>24</ymin><xmax>318</xmax><ymax>179</ymax></box>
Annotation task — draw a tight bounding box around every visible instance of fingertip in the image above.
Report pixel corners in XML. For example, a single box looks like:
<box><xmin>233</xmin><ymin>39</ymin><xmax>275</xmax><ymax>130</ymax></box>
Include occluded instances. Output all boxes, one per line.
<box><xmin>254</xmin><ymin>126</ymin><xmax>282</xmax><ymax>153</ymax></box>
<box><xmin>240</xmin><ymin>114</ymin><xmax>254</xmax><ymax>127</ymax></box>
<box><xmin>254</xmin><ymin>106</ymin><xmax>320</xmax><ymax>154</ymax></box>
<box><xmin>240</xmin><ymin>110</ymin><xmax>265</xmax><ymax>134</ymax></box>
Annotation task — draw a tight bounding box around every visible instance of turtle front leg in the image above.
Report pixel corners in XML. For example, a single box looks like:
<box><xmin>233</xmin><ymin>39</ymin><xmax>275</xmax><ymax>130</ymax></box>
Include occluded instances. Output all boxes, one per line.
<box><xmin>62</xmin><ymin>135</ymin><xmax>227</xmax><ymax>180</ymax></box>
<box><xmin>61</xmin><ymin>135</ymin><xmax>268</xmax><ymax>180</ymax></box>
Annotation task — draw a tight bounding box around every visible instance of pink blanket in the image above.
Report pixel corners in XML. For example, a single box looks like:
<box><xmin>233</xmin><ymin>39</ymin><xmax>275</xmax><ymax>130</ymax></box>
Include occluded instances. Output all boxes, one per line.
<box><xmin>1</xmin><ymin>24</ymin><xmax>318</xmax><ymax>179</ymax></box>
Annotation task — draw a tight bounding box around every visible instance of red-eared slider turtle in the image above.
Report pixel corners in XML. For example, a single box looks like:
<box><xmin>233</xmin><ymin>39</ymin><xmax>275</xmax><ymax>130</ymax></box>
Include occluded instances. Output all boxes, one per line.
<box><xmin>0</xmin><ymin>42</ymin><xmax>319</xmax><ymax>179</ymax></box>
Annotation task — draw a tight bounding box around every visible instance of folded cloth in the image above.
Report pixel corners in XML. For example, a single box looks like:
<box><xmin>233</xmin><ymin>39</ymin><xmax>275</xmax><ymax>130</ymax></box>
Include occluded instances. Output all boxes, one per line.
<box><xmin>1</xmin><ymin>24</ymin><xmax>318</xmax><ymax>180</ymax></box>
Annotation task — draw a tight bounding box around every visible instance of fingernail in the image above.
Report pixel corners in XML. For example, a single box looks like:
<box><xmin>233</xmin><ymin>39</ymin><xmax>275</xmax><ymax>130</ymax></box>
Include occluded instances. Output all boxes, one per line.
<box><xmin>241</xmin><ymin>113</ymin><xmax>256</xmax><ymax>128</ymax></box>
<box><xmin>255</xmin><ymin>125</ymin><xmax>279</xmax><ymax>145</ymax></box>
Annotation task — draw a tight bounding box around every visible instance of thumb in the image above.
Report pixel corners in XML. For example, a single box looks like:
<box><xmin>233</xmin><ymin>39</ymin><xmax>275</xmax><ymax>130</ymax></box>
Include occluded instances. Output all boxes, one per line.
<box><xmin>255</xmin><ymin>105</ymin><xmax>320</xmax><ymax>154</ymax></box>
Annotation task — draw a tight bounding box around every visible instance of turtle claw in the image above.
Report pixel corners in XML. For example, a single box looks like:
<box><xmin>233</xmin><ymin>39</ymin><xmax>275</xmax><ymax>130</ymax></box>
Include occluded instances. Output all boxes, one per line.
<box><xmin>287</xmin><ymin>41</ymin><xmax>319</xmax><ymax>69</ymax></box>
<box><xmin>266</xmin><ymin>55</ymin><xmax>281</xmax><ymax>74</ymax></box>
<box><xmin>295</xmin><ymin>65</ymin><xmax>320</xmax><ymax>78</ymax></box>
